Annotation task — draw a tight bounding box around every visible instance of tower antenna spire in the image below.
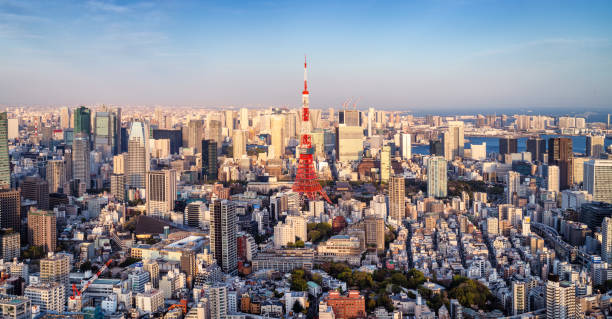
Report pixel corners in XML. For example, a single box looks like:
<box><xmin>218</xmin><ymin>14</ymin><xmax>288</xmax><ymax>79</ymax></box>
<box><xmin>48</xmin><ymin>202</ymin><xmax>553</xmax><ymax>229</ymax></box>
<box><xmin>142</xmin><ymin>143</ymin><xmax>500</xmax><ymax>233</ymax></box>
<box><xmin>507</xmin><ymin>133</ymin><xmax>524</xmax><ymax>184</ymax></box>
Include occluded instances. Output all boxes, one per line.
<box><xmin>303</xmin><ymin>55</ymin><xmax>308</xmax><ymax>94</ymax></box>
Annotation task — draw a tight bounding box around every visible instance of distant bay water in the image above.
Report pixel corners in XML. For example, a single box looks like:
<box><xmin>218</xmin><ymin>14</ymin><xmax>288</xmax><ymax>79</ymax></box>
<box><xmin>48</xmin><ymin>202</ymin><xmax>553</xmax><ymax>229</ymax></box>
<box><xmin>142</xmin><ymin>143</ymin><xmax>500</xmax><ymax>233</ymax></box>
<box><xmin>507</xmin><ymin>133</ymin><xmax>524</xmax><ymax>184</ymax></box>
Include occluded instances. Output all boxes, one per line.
<box><xmin>412</xmin><ymin>135</ymin><xmax>612</xmax><ymax>156</ymax></box>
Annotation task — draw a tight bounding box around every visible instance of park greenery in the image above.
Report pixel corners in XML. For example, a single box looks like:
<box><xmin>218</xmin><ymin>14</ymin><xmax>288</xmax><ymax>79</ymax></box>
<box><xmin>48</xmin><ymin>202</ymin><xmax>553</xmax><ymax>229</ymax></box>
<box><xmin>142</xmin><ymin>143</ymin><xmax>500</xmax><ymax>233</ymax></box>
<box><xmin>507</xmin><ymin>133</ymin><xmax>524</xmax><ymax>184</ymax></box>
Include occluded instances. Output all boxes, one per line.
<box><xmin>307</xmin><ymin>222</ymin><xmax>332</xmax><ymax>243</ymax></box>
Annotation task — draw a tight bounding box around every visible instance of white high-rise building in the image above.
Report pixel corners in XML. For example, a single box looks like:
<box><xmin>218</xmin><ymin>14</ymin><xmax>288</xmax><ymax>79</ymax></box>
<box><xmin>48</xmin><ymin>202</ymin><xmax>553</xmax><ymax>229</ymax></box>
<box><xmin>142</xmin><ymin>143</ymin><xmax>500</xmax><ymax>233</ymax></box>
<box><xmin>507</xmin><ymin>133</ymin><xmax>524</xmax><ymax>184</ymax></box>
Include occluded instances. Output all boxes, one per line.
<box><xmin>270</xmin><ymin>115</ymin><xmax>285</xmax><ymax>159</ymax></box>
<box><xmin>208</xmin><ymin>284</ymin><xmax>228</xmax><ymax>319</ymax></box>
<box><xmin>443</xmin><ymin>121</ymin><xmax>464</xmax><ymax>160</ymax></box>
<box><xmin>73</xmin><ymin>133</ymin><xmax>90</xmax><ymax>189</ymax></box>
<box><xmin>389</xmin><ymin>176</ymin><xmax>405</xmax><ymax>223</ymax></box>
<box><xmin>240</xmin><ymin>108</ymin><xmax>249</xmax><ymax>130</ymax></box>
<box><xmin>400</xmin><ymin>133</ymin><xmax>412</xmax><ymax>160</ymax></box>
<box><xmin>470</xmin><ymin>142</ymin><xmax>486</xmax><ymax>161</ymax></box>
<box><xmin>427</xmin><ymin>156</ymin><xmax>447</xmax><ymax>198</ymax></box>
<box><xmin>547</xmin><ymin>165</ymin><xmax>560</xmax><ymax>193</ymax></box>
<box><xmin>512</xmin><ymin>281</ymin><xmax>527</xmax><ymax>316</ymax></box>
<box><xmin>127</xmin><ymin>121</ymin><xmax>149</xmax><ymax>189</ymax></box>
<box><xmin>286</xmin><ymin>215</ymin><xmax>307</xmax><ymax>242</ymax></box>
<box><xmin>273</xmin><ymin>222</ymin><xmax>294</xmax><ymax>248</ymax></box>
<box><xmin>486</xmin><ymin>217</ymin><xmax>498</xmax><ymax>236</ymax></box>
<box><xmin>545</xmin><ymin>281</ymin><xmax>576</xmax><ymax>319</ymax></box>
<box><xmin>368</xmin><ymin>107</ymin><xmax>375</xmax><ymax>137</ymax></box>
<box><xmin>380</xmin><ymin>145</ymin><xmax>391</xmax><ymax>182</ymax></box>
<box><xmin>233</xmin><ymin>130</ymin><xmax>247</xmax><ymax>160</ymax></box>
<box><xmin>25</xmin><ymin>282</ymin><xmax>65</xmax><ymax>313</ymax></box>
<box><xmin>584</xmin><ymin>160</ymin><xmax>612</xmax><ymax>204</ymax></box>
<box><xmin>602</xmin><ymin>217</ymin><xmax>612</xmax><ymax>264</ymax></box>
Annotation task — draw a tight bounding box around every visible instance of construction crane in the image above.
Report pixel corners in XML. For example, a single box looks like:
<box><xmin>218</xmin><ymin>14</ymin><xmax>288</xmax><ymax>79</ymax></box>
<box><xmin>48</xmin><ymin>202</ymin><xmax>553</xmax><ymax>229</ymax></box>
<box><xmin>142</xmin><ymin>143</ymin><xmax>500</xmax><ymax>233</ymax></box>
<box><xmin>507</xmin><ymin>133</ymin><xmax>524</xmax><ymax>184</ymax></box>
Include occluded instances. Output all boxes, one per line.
<box><xmin>167</xmin><ymin>299</ymin><xmax>188</xmax><ymax>314</ymax></box>
<box><xmin>68</xmin><ymin>258</ymin><xmax>113</xmax><ymax>311</ymax></box>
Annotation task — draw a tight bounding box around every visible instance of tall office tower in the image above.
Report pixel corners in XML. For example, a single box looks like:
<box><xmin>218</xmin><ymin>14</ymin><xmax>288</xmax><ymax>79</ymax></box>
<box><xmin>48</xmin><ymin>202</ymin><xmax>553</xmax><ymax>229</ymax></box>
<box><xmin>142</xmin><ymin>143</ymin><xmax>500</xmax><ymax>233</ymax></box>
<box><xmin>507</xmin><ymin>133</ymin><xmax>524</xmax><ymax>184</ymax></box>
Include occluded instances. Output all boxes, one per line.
<box><xmin>27</xmin><ymin>208</ymin><xmax>57</xmax><ymax>252</ymax></box>
<box><xmin>60</xmin><ymin>107</ymin><xmax>71</xmax><ymax>129</ymax></box>
<box><xmin>232</xmin><ymin>130</ymin><xmax>247</xmax><ymax>160</ymax></box>
<box><xmin>285</xmin><ymin>111</ymin><xmax>297</xmax><ymax>139</ymax></box>
<box><xmin>584</xmin><ymin>160</ymin><xmax>612</xmax><ymax>204</ymax></box>
<box><xmin>572</xmin><ymin>157</ymin><xmax>587</xmax><ymax>184</ymax></box>
<box><xmin>367</xmin><ymin>107</ymin><xmax>375</xmax><ymax>137</ymax></box>
<box><xmin>146</xmin><ymin>169</ymin><xmax>176</xmax><ymax>216</ymax></box>
<box><xmin>7</xmin><ymin>118</ymin><xmax>18</xmax><ymax>140</ymax></box>
<box><xmin>0</xmin><ymin>189</ymin><xmax>20</xmax><ymax>232</ymax></box>
<box><xmin>545</xmin><ymin>281</ymin><xmax>576</xmax><ymax>319</ymax></box>
<box><xmin>94</xmin><ymin>111</ymin><xmax>111</xmax><ymax>153</ymax></box>
<box><xmin>72</xmin><ymin>133</ymin><xmax>90</xmax><ymax>189</ymax></box>
<box><xmin>270</xmin><ymin>115</ymin><xmax>285</xmax><ymax>159</ymax></box>
<box><xmin>427</xmin><ymin>156</ymin><xmax>448</xmax><ymax>198</ymax></box>
<box><xmin>442</xmin><ymin>121</ymin><xmax>464</xmax><ymax>160</ymax></box>
<box><xmin>210</xmin><ymin>200</ymin><xmax>237</xmax><ymax>273</ymax></box>
<box><xmin>512</xmin><ymin>281</ymin><xmax>527</xmax><ymax>316</ymax></box>
<box><xmin>114</xmin><ymin>107</ymin><xmax>122</xmax><ymax>154</ymax></box>
<box><xmin>380</xmin><ymin>146</ymin><xmax>391</xmax><ymax>183</ymax></box>
<box><xmin>224</xmin><ymin>110</ymin><xmax>235</xmax><ymax>131</ymax></box>
<box><xmin>40</xmin><ymin>253</ymin><xmax>70</xmax><ymax>288</ymax></box>
<box><xmin>127</xmin><ymin>121</ymin><xmax>149</xmax><ymax>189</ymax></box>
<box><xmin>429</xmin><ymin>140</ymin><xmax>444</xmax><ymax>156</ymax></box>
<box><xmin>527</xmin><ymin>137</ymin><xmax>546</xmax><ymax>162</ymax></box>
<box><xmin>547</xmin><ymin>165</ymin><xmax>560</xmax><ymax>193</ymax></box>
<box><xmin>73</xmin><ymin>106</ymin><xmax>91</xmax><ymax>136</ymax></box>
<box><xmin>339</xmin><ymin>110</ymin><xmax>361</xmax><ymax>126</ymax></box>
<box><xmin>152</xmin><ymin>129</ymin><xmax>182</xmax><ymax>154</ymax></box>
<box><xmin>548</xmin><ymin>137</ymin><xmax>573</xmax><ymax>190</ymax></box>
<box><xmin>188</xmin><ymin>119</ymin><xmax>204</xmax><ymax>153</ymax></box>
<box><xmin>329</xmin><ymin>107</ymin><xmax>335</xmax><ymax>123</ymax></box>
<box><xmin>506</xmin><ymin>171</ymin><xmax>520</xmax><ymax>204</ymax></box>
<box><xmin>602</xmin><ymin>217</ymin><xmax>612</xmax><ymax>263</ymax></box>
<box><xmin>364</xmin><ymin>216</ymin><xmax>385</xmax><ymax>251</ymax></box>
<box><xmin>0</xmin><ymin>113</ymin><xmax>9</xmax><ymax>189</ymax></box>
<box><xmin>21</xmin><ymin>176</ymin><xmax>49</xmax><ymax>210</ymax></box>
<box><xmin>207</xmin><ymin>119</ymin><xmax>223</xmax><ymax>149</ymax></box>
<box><xmin>113</xmin><ymin>154</ymin><xmax>126</xmax><ymax>174</ymax></box>
<box><xmin>208</xmin><ymin>283</ymin><xmax>229</xmax><ymax>319</ymax></box>
<box><xmin>25</xmin><ymin>283</ymin><xmax>65</xmax><ymax>313</ymax></box>
<box><xmin>202</xmin><ymin>140</ymin><xmax>218</xmax><ymax>181</ymax></box>
<box><xmin>499</xmin><ymin>137</ymin><xmax>518</xmax><ymax>157</ymax></box>
<box><xmin>400</xmin><ymin>133</ymin><xmax>412</xmax><ymax>160</ymax></box>
<box><xmin>335</xmin><ymin>126</ymin><xmax>364</xmax><ymax>162</ymax></box>
<box><xmin>110</xmin><ymin>174</ymin><xmax>126</xmax><ymax>202</ymax></box>
<box><xmin>240</xmin><ymin>108</ymin><xmax>249</xmax><ymax>130</ymax></box>
<box><xmin>46</xmin><ymin>160</ymin><xmax>65</xmax><ymax>193</ymax></box>
<box><xmin>388</xmin><ymin>176</ymin><xmax>405</xmax><ymax>223</ymax></box>
<box><xmin>586</xmin><ymin>135</ymin><xmax>605</xmax><ymax>158</ymax></box>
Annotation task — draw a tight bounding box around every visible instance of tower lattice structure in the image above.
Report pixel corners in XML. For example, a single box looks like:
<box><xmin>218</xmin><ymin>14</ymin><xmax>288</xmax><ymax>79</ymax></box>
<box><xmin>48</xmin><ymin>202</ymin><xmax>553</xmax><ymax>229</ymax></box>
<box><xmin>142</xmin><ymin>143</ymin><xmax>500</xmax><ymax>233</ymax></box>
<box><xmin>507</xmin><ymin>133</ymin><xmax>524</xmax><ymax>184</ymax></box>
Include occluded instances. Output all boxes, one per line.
<box><xmin>292</xmin><ymin>57</ymin><xmax>332</xmax><ymax>204</ymax></box>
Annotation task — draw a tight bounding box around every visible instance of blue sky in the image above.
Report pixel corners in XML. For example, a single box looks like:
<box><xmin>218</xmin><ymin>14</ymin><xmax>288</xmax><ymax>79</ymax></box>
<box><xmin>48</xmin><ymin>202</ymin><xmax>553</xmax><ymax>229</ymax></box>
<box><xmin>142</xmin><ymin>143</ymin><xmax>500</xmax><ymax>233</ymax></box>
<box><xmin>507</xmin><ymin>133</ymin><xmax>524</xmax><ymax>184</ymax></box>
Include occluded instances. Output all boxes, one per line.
<box><xmin>0</xmin><ymin>0</ymin><xmax>611</xmax><ymax>110</ymax></box>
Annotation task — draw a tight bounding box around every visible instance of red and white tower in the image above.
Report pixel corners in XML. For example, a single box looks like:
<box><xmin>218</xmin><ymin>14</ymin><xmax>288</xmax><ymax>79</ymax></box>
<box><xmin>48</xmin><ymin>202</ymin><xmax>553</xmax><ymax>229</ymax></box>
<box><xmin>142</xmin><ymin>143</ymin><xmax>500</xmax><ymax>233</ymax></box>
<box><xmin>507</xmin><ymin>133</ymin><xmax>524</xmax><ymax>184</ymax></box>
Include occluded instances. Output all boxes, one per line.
<box><xmin>292</xmin><ymin>57</ymin><xmax>332</xmax><ymax>203</ymax></box>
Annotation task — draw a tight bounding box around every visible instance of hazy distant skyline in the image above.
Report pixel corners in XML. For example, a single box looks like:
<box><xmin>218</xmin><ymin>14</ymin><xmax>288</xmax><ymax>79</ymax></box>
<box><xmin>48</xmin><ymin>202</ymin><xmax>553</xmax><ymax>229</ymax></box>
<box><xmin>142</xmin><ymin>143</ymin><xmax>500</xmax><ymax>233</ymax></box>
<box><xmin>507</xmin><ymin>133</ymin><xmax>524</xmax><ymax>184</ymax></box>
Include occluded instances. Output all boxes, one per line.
<box><xmin>1</xmin><ymin>0</ymin><xmax>611</xmax><ymax>109</ymax></box>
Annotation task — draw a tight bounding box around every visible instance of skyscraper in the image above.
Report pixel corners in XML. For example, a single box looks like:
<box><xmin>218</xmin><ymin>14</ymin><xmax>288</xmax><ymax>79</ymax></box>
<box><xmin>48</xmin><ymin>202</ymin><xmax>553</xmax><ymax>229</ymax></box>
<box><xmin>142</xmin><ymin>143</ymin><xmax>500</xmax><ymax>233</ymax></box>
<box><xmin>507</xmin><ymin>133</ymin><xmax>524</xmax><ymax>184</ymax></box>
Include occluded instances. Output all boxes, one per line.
<box><xmin>499</xmin><ymin>137</ymin><xmax>518</xmax><ymax>157</ymax></box>
<box><xmin>232</xmin><ymin>130</ymin><xmax>247</xmax><ymax>160</ymax></box>
<box><xmin>28</xmin><ymin>208</ymin><xmax>57</xmax><ymax>252</ymax></box>
<box><xmin>73</xmin><ymin>106</ymin><xmax>91</xmax><ymax>136</ymax></box>
<box><xmin>21</xmin><ymin>176</ymin><xmax>49</xmax><ymax>210</ymax></box>
<box><xmin>207</xmin><ymin>119</ymin><xmax>223</xmax><ymax>149</ymax></box>
<box><xmin>602</xmin><ymin>217</ymin><xmax>612</xmax><ymax>263</ymax></box>
<box><xmin>367</xmin><ymin>107</ymin><xmax>375</xmax><ymax>137</ymax></box>
<box><xmin>443</xmin><ymin>121</ymin><xmax>464</xmax><ymax>160</ymax></box>
<box><xmin>46</xmin><ymin>160</ymin><xmax>65</xmax><ymax>193</ymax></box>
<box><xmin>0</xmin><ymin>189</ymin><xmax>20</xmax><ymax>232</ymax></box>
<box><xmin>586</xmin><ymin>135</ymin><xmax>605</xmax><ymax>158</ymax></box>
<box><xmin>127</xmin><ymin>121</ymin><xmax>149</xmax><ymax>189</ymax></box>
<box><xmin>72</xmin><ymin>133</ymin><xmax>90</xmax><ymax>189</ymax></box>
<box><xmin>388</xmin><ymin>176</ymin><xmax>405</xmax><ymax>223</ymax></box>
<box><xmin>545</xmin><ymin>281</ymin><xmax>576</xmax><ymax>319</ymax></box>
<box><xmin>512</xmin><ymin>281</ymin><xmax>527</xmax><ymax>316</ymax></box>
<box><xmin>270</xmin><ymin>115</ymin><xmax>285</xmax><ymax>159</ymax></box>
<box><xmin>146</xmin><ymin>169</ymin><xmax>176</xmax><ymax>216</ymax></box>
<box><xmin>202</xmin><ymin>140</ymin><xmax>218</xmax><ymax>181</ymax></box>
<box><xmin>548</xmin><ymin>137</ymin><xmax>573</xmax><ymax>190</ymax></box>
<box><xmin>240</xmin><ymin>108</ymin><xmax>249</xmax><ymax>130</ymax></box>
<box><xmin>584</xmin><ymin>160</ymin><xmax>612</xmax><ymax>204</ymax></box>
<box><xmin>208</xmin><ymin>283</ymin><xmax>229</xmax><ymax>319</ymax></box>
<box><xmin>188</xmin><ymin>119</ymin><xmax>204</xmax><ymax>153</ymax></box>
<box><xmin>0</xmin><ymin>113</ymin><xmax>9</xmax><ymax>189</ymax></box>
<box><xmin>547</xmin><ymin>165</ymin><xmax>560</xmax><ymax>193</ymax></box>
<box><xmin>60</xmin><ymin>107</ymin><xmax>71</xmax><ymax>129</ymax></box>
<box><xmin>526</xmin><ymin>137</ymin><xmax>546</xmax><ymax>163</ymax></box>
<box><xmin>210</xmin><ymin>200</ymin><xmax>237</xmax><ymax>274</ymax></box>
<box><xmin>506</xmin><ymin>171</ymin><xmax>520</xmax><ymax>204</ymax></box>
<box><xmin>364</xmin><ymin>216</ymin><xmax>385</xmax><ymax>251</ymax></box>
<box><xmin>428</xmin><ymin>156</ymin><xmax>447</xmax><ymax>198</ymax></box>
<box><xmin>380</xmin><ymin>146</ymin><xmax>391</xmax><ymax>183</ymax></box>
<box><xmin>400</xmin><ymin>133</ymin><xmax>411</xmax><ymax>160</ymax></box>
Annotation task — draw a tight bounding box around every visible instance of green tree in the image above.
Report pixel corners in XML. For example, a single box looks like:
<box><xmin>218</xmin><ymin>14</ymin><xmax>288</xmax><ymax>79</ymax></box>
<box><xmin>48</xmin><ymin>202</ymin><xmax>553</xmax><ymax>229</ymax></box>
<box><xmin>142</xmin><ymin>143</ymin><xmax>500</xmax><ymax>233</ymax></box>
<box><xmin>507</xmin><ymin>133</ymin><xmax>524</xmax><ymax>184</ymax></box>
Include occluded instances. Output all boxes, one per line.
<box><xmin>292</xmin><ymin>301</ymin><xmax>304</xmax><ymax>314</ymax></box>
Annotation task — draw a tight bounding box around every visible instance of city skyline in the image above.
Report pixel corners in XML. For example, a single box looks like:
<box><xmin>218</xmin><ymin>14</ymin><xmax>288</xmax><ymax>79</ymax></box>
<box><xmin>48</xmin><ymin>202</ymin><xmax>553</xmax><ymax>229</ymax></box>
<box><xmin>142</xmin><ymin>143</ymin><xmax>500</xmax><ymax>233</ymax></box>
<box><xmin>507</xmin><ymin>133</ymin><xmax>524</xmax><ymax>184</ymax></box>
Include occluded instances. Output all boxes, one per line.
<box><xmin>1</xmin><ymin>0</ymin><xmax>611</xmax><ymax>109</ymax></box>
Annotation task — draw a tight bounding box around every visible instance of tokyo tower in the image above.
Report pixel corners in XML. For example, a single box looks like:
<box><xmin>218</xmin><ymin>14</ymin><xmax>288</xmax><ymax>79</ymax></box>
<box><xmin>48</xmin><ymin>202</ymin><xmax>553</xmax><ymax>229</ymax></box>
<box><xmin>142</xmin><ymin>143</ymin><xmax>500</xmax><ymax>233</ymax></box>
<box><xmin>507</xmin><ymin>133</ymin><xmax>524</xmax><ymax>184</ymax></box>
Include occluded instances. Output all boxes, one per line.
<box><xmin>292</xmin><ymin>57</ymin><xmax>332</xmax><ymax>204</ymax></box>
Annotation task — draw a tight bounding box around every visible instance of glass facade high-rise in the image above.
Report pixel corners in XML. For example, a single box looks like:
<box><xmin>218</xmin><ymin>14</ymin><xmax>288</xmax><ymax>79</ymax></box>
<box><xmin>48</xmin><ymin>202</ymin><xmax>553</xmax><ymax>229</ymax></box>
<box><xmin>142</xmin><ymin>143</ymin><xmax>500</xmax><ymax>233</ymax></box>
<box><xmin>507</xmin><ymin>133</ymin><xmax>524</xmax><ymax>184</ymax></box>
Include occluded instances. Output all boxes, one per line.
<box><xmin>0</xmin><ymin>113</ymin><xmax>10</xmax><ymax>189</ymax></box>
<box><xmin>202</xmin><ymin>139</ymin><xmax>218</xmax><ymax>181</ymax></box>
<box><xmin>73</xmin><ymin>106</ymin><xmax>91</xmax><ymax>136</ymax></box>
<box><xmin>211</xmin><ymin>199</ymin><xmax>237</xmax><ymax>274</ymax></box>
<box><xmin>548</xmin><ymin>137</ymin><xmax>573</xmax><ymax>190</ymax></box>
<box><xmin>427</xmin><ymin>156</ymin><xmax>448</xmax><ymax>198</ymax></box>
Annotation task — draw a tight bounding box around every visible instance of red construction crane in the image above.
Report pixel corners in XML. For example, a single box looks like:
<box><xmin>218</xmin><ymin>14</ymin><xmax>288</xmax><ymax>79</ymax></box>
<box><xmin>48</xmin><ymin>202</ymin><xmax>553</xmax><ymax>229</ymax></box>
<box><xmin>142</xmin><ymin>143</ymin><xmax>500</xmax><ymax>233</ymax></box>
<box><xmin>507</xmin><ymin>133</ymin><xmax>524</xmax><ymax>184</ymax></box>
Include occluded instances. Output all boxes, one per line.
<box><xmin>168</xmin><ymin>299</ymin><xmax>188</xmax><ymax>314</ymax></box>
<box><xmin>69</xmin><ymin>258</ymin><xmax>113</xmax><ymax>310</ymax></box>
